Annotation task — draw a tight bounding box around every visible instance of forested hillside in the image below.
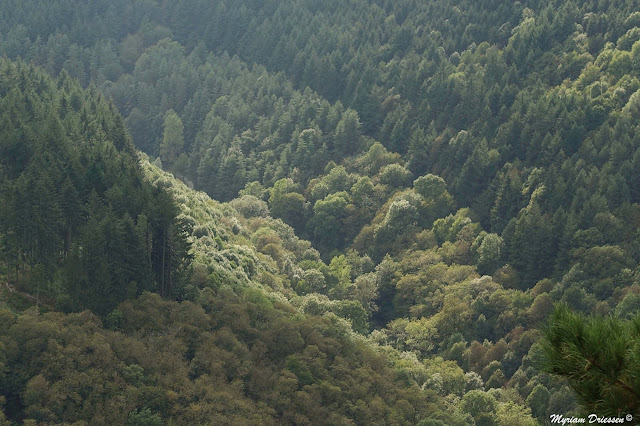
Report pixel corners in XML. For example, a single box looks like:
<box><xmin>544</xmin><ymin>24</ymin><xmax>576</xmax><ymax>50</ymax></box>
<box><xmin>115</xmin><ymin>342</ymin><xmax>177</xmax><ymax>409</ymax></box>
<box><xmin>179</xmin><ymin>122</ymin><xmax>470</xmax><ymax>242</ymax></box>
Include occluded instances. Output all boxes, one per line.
<box><xmin>0</xmin><ymin>61</ymin><xmax>478</xmax><ymax>425</ymax></box>
<box><xmin>1</xmin><ymin>0</ymin><xmax>640</xmax><ymax>423</ymax></box>
<box><xmin>0</xmin><ymin>59</ymin><xmax>190</xmax><ymax>315</ymax></box>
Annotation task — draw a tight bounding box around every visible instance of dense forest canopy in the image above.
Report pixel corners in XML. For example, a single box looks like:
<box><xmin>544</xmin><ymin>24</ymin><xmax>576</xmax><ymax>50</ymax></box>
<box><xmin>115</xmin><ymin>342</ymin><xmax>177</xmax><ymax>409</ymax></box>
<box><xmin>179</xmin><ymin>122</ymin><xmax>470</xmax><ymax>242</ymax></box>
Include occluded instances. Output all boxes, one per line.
<box><xmin>0</xmin><ymin>59</ymin><xmax>191</xmax><ymax>314</ymax></box>
<box><xmin>1</xmin><ymin>0</ymin><xmax>640</xmax><ymax>423</ymax></box>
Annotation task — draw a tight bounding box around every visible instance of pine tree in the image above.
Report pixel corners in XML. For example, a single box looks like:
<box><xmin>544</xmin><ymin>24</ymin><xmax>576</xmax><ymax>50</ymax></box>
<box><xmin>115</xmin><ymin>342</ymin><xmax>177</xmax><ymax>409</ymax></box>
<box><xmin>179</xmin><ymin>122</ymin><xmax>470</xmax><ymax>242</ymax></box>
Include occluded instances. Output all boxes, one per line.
<box><xmin>541</xmin><ymin>304</ymin><xmax>640</xmax><ymax>417</ymax></box>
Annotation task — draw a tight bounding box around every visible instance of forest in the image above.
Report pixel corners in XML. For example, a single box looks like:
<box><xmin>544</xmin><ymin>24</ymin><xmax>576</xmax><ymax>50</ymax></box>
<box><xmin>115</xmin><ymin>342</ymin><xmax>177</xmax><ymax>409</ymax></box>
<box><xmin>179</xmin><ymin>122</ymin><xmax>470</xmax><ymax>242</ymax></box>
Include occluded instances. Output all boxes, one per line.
<box><xmin>1</xmin><ymin>0</ymin><xmax>640</xmax><ymax>424</ymax></box>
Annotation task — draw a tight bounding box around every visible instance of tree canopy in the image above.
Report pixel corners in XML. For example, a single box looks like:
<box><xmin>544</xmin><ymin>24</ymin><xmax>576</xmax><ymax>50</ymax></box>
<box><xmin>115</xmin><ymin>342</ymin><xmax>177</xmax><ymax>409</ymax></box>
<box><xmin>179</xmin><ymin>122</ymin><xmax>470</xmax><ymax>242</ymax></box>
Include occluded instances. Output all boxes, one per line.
<box><xmin>1</xmin><ymin>0</ymin><xmax>640</xmax><ymax>421</ymax></box>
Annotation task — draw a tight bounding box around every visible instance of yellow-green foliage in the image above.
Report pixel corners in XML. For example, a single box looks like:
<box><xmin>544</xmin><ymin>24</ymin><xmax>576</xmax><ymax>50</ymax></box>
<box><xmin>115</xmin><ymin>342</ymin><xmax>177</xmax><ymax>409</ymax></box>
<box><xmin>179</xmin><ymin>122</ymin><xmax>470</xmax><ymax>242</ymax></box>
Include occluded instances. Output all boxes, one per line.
<box><xmin>0</xmin><ymin>294</ymin><xmax>456</xmax><ymax>424</ymax></box>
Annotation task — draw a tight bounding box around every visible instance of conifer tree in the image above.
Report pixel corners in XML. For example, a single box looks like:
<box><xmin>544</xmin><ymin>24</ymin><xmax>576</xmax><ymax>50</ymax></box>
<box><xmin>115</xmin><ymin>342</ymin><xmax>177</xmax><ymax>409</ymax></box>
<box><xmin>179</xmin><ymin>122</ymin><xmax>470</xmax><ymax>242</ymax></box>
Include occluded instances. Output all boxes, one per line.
<box><xmin>541</xmin><ymin>305</ymin><xmax>640</xmax><ymax>417</ymax></box>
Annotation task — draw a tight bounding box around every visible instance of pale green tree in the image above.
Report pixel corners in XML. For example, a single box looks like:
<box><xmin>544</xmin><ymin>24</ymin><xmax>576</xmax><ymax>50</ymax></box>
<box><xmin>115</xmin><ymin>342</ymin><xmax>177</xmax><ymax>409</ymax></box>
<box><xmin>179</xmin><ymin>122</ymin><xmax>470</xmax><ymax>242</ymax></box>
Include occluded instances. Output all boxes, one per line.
<box><xmin>159</xmin><ymin>109</ymin><xmax>184</xmax><ymax>166</ymax></box>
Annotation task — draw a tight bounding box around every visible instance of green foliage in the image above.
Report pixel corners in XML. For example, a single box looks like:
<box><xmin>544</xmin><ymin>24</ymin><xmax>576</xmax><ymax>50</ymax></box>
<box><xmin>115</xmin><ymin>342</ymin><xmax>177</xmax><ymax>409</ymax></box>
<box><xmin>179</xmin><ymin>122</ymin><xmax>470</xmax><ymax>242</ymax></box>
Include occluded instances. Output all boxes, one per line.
<box><xmin>414</xmin><ymin>174</ymin><xmax>447</xmax><ymax>200</ymax></box>
<box><xmin>2</xmin><ymin>0</ymin><xmax>640</xmax><ymax>422</ymax></box>
<box><xmin>1</xmin><ymin>0</ymin><xmax>636</xmax><ymax>296</ymax></box>
<box><xmin>526</xmin><ymin>384</ymin><xmax>551</xmax><ymax>419</ymax></box>
<box><xmin>311</xmin><ymin>191</ymin><xmax>352</xmax><ymax>254</ymax></box>
<box><xmin>460</xmin><ymin>390</ymin><xmax>498</xmax><ymax>425</ymax></box>
<box><xmin>268</xmin><ymin>178</ymin><xmax>308</xmax><ymax>235</ymax></box>
<box><xmin>473</xmin><ymin>232</ymin><xmax>504</xmax><ymax>275</ymax></box>
<box><xmin>159</xmin><ymin>109</ymin><xmax>184</xmax><ymax>166</ymax></box>
<box><xmin>0</xmin><ymin>292</ymin><xmax>453</xmax><ymax>425</ymax></box>
<box><xmin>379</xmin><ymin>164</ymin><xmax>413</xmax><ymax>188</ymax></box>
<box><xmin>0</xmin><ymin>60</ymin><xmax>190</xmax><ymax>315</ymax></box>
<box><xmin>127</xmin><ymin>407</ymin><xmax>163</xmax><ymax>426</ymax></box>
<box><xmin>496</xmin><ymin>402</ymin><xmax>537</xmax><ymax>426</ymax></box>
<box><xmin>541</xmin><ymin>304</ymin><xmax>640</xmax><ymax>416</ymax></box>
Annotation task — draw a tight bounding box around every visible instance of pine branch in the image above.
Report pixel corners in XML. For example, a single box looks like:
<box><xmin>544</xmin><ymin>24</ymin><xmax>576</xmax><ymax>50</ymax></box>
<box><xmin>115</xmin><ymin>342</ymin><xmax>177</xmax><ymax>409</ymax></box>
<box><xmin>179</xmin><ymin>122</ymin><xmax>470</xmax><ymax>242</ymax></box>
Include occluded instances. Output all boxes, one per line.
<box><xmin>584</xmin><ymin>355</ymin><xmax>640</xmax><ymax>401</ymax></box>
